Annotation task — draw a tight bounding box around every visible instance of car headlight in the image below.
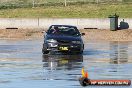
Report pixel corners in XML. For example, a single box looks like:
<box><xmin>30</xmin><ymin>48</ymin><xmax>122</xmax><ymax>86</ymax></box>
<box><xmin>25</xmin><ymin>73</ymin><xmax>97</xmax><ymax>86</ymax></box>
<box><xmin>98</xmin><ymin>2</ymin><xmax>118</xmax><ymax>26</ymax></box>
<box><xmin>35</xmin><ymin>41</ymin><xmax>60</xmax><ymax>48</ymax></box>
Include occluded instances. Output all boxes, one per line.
<box><xmin>72</xmin><ymin>41</ymin><xmax>81</xmax><ymax>44</ymax></box>
<box><xmin>46</xmin><ymin>39</ymin><xmax>57</xmax><ymax>43</ymax></box>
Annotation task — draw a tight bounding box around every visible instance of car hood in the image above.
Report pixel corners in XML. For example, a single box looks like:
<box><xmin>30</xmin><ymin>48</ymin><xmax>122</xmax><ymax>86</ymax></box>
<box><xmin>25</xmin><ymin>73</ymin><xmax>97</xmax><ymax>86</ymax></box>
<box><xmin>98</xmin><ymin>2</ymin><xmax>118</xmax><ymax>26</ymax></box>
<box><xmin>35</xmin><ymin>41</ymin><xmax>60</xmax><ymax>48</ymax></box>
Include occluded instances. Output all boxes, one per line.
<box><xmin>46</xmin><ymin>34</ymin><xmax>82</xmax><ymax>41</ymax></box>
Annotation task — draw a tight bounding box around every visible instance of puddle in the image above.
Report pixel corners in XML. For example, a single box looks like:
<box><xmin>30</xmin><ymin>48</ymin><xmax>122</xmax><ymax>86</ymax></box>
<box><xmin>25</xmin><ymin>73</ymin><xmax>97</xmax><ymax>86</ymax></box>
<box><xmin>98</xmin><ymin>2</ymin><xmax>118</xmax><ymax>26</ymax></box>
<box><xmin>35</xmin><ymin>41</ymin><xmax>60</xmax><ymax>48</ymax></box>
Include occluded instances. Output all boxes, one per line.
<box><xmin>0</xmin><ymin>39</ymin><xmax>132</xmax><ymax>88</ymax></box>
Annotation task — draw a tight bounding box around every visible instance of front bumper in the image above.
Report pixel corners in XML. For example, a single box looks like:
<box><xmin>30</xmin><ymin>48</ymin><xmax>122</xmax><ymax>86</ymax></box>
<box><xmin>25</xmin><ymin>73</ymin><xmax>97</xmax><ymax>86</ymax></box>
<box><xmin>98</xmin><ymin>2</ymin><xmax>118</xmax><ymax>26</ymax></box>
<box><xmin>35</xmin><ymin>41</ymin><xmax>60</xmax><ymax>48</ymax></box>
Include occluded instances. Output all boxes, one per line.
<box><xmin>43</xmin><ymin>43</ymin><xmax>83</xmax><ymax>52</ymax></box>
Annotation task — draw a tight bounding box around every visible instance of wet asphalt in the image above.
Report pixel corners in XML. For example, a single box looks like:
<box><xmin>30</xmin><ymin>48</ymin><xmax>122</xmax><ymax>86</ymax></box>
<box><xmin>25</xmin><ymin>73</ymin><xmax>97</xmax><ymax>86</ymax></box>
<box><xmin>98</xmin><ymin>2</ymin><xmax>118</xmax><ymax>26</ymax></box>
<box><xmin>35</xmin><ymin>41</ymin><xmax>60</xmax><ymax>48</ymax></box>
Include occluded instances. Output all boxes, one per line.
<box><xmin>0</xmin><ymin>39</ymin><xmax>132</xmax><ymax>88</ymax></box>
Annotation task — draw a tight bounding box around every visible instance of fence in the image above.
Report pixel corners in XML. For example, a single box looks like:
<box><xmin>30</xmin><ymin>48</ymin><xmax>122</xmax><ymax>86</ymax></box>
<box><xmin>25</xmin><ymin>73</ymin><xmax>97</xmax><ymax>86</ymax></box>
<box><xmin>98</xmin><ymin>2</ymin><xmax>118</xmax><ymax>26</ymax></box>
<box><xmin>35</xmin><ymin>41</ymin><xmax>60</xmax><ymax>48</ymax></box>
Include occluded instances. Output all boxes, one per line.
<box><xmin>0</xmin><ymin>0</ymin><xmax>132</xmax><ymax>9</ymax></box>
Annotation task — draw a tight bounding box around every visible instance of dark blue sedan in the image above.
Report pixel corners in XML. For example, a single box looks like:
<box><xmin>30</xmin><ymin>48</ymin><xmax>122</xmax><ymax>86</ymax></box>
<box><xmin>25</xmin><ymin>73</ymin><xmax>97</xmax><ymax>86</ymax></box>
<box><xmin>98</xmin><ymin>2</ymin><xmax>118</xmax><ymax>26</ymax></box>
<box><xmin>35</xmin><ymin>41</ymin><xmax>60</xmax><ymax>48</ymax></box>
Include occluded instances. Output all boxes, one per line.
<box><xmin>42</xmin><ymin>25</ymin><xmax>85</xmax><ymax>54</ymax></box>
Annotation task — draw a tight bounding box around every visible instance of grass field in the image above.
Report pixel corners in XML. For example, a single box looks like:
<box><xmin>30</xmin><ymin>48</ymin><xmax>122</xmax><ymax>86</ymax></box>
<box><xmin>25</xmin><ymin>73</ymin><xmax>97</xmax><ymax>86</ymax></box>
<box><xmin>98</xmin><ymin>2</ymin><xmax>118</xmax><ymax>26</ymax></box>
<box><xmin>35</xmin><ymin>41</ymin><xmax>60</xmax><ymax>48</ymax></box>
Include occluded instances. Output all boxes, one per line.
<box><xmin>0</xmin><ymin>3</ymin><xmax>132</xmax><ymax>18</ymax></box>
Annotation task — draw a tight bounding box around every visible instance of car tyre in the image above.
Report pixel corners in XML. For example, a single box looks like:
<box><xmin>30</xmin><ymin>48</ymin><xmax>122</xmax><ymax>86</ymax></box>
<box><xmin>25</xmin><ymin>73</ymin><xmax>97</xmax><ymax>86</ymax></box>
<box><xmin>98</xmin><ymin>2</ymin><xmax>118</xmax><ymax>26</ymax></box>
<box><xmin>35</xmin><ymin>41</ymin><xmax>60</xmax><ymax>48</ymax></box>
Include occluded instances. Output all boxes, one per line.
<box><xmin>42</xmin><ymin>49</ymin><xmax>49</xmax><ymax>54</ymax></box>
<box><xmin>77</xmin><ymin>51</ymin><xmax>83</xmax><ymax>54</ymax></box>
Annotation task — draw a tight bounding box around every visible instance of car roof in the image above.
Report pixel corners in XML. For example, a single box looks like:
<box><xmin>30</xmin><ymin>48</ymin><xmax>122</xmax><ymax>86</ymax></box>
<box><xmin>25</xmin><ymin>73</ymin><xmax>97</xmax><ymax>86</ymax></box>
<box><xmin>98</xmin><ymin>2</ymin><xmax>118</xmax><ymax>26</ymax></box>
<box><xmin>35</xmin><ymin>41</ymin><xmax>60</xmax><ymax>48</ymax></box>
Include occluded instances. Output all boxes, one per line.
<box><xmin>50</xmin><ymin>25</ymin><xmax>77</xmax><ymax>28</ymax></box>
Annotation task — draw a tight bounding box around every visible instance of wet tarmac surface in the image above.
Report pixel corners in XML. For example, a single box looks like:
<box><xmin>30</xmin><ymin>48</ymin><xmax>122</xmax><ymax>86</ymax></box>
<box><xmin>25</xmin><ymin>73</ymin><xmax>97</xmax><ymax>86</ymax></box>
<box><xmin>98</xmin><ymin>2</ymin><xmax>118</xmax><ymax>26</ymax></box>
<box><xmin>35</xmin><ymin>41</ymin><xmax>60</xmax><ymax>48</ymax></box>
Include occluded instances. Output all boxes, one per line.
<box><xmin>0</xmin><ymin>39</ymin><xmax>132</xmax><ymax>88</ymax></box>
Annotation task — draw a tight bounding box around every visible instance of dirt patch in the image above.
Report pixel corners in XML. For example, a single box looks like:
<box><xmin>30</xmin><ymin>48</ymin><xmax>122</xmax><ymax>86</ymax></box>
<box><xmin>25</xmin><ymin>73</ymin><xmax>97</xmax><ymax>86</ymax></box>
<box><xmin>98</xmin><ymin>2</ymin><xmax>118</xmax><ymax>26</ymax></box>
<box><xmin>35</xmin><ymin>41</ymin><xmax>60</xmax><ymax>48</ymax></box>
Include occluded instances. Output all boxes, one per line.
<box><xmin>0</xmin><ymin>29</ymin><xmax>43</xmax><ymax>40</ymax></box>
<box><xmin>80</xmin><ymin>29</ymin><xmax>132</xmax><ymax>42</ymax></box>
<box><xmin>0</xmin><ymin>29</ymin><xmax>132</xmax><ymax>41</ymax></box>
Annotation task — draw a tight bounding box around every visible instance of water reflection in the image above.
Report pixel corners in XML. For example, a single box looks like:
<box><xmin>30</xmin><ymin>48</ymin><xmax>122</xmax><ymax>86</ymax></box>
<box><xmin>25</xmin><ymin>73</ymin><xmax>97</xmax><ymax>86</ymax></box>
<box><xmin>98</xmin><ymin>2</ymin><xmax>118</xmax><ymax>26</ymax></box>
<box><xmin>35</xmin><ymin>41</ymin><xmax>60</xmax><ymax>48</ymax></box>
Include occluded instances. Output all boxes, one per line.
<box><xmin>110</xmin><ymin>41</ymin><xmax>128</xmax><ymax>64</ymax></box>
<box><xmin>42</xmin><ymin>55</ymin><xmax>83</xmax><ymax>80</ymax></box>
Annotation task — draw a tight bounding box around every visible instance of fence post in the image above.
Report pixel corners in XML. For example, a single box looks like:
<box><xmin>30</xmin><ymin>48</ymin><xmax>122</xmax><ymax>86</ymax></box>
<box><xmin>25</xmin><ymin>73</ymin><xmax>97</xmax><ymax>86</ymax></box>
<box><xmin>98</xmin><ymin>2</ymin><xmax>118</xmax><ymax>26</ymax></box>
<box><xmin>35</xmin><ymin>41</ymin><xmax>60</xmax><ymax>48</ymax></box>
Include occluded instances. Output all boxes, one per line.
<box><xmin>64</xmin><ymin>0</ymin><xmax>67</xmax><ymax>6</ymax></box>
<box><xmin>32</xmin><ymin>0</ymin><xmax>35</xmax><ymax>8</ymax></box>
<box><xmin>96</xmin><ymin>0</ymin><xmax>99</xmax><ymax>4</ymax></box>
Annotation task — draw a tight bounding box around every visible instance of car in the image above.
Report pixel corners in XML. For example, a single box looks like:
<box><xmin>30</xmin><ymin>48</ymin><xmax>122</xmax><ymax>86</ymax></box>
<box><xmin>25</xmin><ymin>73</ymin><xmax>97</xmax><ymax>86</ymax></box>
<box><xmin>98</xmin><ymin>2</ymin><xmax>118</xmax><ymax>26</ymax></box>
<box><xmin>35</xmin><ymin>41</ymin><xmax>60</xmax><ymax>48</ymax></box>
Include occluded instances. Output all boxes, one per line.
<box><xmin>42</xmin><ymin>25</ymin><xmax>85</xmax><ymax>54</ymax></box>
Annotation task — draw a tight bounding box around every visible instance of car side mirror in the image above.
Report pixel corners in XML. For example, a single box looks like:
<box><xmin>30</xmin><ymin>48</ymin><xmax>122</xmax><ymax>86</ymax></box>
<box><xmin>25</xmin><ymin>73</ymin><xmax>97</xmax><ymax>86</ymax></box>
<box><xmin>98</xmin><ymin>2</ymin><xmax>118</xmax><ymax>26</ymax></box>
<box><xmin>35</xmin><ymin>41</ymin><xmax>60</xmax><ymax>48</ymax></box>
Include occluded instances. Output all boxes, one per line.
<box><xmin>41</xmin><ymin>31</ymin><xmax>45</xmax><ymax>33</ymax></box>
<box><xmin>81</xmin><ymin>33</ymin><xmax>85</xmax><ymax>36</ymax></box>
<box><xmin>41</xmin><ymin>30</ymin><xmax>47</xmax><ymax>33</ymax></box>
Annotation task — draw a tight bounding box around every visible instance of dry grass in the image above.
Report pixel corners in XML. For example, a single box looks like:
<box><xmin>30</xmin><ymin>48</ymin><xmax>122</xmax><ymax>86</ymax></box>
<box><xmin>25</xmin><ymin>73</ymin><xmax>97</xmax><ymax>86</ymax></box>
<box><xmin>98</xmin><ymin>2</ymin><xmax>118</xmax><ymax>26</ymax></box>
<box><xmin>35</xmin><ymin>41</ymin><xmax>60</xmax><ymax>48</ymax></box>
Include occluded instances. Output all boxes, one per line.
<box><xmin>0</xmin><ymin>4</ymin><xmax>132</xmax><ymax>18</ymax></box>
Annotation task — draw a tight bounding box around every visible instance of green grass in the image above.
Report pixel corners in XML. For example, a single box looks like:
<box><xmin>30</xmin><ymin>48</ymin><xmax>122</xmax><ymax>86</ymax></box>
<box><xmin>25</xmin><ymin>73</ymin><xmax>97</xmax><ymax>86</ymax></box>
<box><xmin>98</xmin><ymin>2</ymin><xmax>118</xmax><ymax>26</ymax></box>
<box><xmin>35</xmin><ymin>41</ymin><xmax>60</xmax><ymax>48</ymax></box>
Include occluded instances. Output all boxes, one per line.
<box><xmin>0</xmin><ymin>4</ymin><xmax>132</xmax><ymax>18</ymax></box>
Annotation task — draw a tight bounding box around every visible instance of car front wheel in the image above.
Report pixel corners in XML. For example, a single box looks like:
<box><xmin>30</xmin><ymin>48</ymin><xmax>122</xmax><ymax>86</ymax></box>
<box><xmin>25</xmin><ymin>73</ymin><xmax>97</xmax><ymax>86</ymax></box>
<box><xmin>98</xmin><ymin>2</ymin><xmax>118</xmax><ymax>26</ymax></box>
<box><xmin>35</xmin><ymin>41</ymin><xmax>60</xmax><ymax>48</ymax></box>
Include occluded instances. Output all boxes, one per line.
<box><xmin>77</xmin><ymin>50</ymin><xmax>83</xmax><ymax>54</ymax></box>
<box><xmin>42</xmin><ymin>48</ymin><xmax>49</xmax><ymax>54</ymax></box>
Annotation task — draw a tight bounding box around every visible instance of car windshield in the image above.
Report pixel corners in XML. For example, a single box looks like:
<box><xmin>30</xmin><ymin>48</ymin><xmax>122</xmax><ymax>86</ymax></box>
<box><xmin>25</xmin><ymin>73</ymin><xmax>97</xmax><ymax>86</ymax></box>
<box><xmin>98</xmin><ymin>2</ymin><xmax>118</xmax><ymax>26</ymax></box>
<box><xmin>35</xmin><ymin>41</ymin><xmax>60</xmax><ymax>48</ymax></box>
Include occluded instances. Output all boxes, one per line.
<box><xmin>47</xmin><ymin>26</ymin><xmax>80</xmax><ymax>36</ymax></box>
